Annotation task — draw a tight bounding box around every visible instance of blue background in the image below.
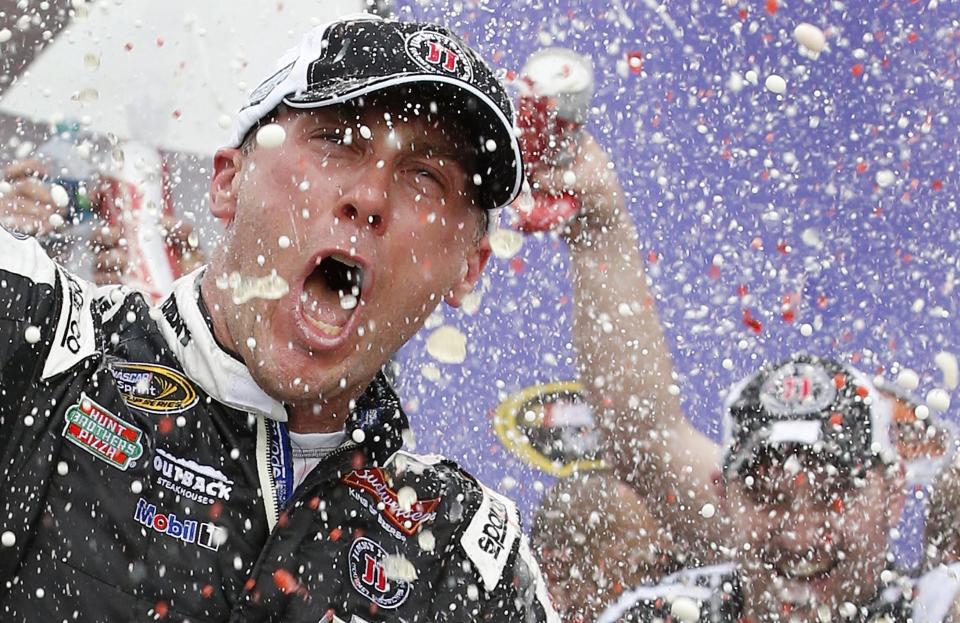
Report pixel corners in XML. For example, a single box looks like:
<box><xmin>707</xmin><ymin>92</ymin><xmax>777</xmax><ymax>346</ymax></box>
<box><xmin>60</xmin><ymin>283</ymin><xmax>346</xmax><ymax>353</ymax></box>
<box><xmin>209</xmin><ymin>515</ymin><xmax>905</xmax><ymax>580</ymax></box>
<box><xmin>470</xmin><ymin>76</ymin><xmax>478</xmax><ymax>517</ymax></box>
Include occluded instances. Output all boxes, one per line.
<box><xmin>389</xmin><ymin>0</ymin><xmax>960</xmax><ymax>568</ymax></box>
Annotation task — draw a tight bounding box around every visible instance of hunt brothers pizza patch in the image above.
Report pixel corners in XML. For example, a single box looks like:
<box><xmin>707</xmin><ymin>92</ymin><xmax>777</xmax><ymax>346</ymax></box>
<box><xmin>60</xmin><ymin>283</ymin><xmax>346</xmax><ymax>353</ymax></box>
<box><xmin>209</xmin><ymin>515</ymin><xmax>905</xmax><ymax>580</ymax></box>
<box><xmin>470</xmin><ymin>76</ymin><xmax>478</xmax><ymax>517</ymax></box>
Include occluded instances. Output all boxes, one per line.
<box><xmin>62</xmin><ymin>393</ymin><xmax>144</xmax><ymax>470</ymax></box>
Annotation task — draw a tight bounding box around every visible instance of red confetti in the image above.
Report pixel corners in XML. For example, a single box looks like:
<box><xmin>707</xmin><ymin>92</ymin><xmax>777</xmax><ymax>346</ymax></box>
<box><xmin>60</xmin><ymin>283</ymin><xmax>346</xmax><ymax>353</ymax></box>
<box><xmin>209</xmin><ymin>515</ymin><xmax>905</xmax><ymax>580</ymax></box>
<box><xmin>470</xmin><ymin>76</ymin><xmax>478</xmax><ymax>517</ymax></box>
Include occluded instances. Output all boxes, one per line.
<box><xmin>829</xmin><ymin>413</ymin><xmax>844</xmax><ymax>427</ymax></box>
<box><xmin>708</xmin><ymin>265</ymin><xmax>721</xmax><ymax>280</ymax></box>
<box><xmin>765</xmin><ymin>0</ymin><xmax>778</xmax><ymax>14</ymax></box>
<box><xmin>201</xmin><ymin>584</ymin><xmax>214</xmax><ymax>599</ymax></box>
<box><xmin>781</xmin><ymin>309</ymin><xmax>795</xmax><ymax>323</ymax></box>
<box><xmin>157</xmin><ymin>417</ymin><xmax>174</xmax><ymax>435</ymax></box>
<box><xmin>856</xmin><ymin>162</ymin><xmax>869</xmax><ymax>174</ymax></box>
<box><xmin>509</xmin><ymin>257</ymin><xmax>525</xmax><ymax>273</ymax></box>
<box><xmin>329</xmin><ymin>527</ymin><xmax>343</xmax><ymax>541</ymax></box>
<box><xmin>737</xmin><ymin>284</ymin><xmax>749</xmax><ymax>297</ymax></box>
<box><xmin>154</xmin><ymin>601</ymin><xmax>169</xmax><ymax>619</ymax></box>
<box><xmin>124</xmin><ymin>42</ymin><xmax>134</xmax><ymax>52</ymax></box>
<box><xmin>932</xmin><ymin>179</ymin><xmax>943</xmax><ymax>190</ymax></box>
<box><xmin>742</xmin><ymin>309</ymin><xmax>763</xmax><ymax>334</ymax></box>
<box><xmin>626</xmin><ymin>51</ymin><xmax>643</xmax><ymax>75</ymax></box>
<box><xmin>851</xmin><ymin>63</ymin><xmax>865</xmax><ymax>77</ymax></box>
<box><xmin>272</xmin><ymin>569</ymin><xmax>300</xmax><ymax>595</ymax></box>
<box><xmin>907</xmin><ymin>32</ymin><xmax>918</xmax><ymax>44</ymax></box>
<box><xmin>646</xmin><ymin>249</ymin><xmax>659</xmax><ymax>263</ymax></box>
<box><xmin>738</xmin><ymin>8</ymin><xmax>748</xmax><ymax>20</ymax></box>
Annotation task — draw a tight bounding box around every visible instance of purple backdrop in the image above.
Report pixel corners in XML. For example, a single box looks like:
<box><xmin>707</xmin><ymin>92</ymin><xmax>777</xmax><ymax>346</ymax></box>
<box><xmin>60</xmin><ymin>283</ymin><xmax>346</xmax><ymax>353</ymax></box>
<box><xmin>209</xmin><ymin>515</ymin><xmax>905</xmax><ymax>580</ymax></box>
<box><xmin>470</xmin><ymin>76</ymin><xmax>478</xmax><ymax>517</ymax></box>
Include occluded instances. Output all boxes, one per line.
<box><xmin>389</xmin><ymin>0</ymin><xmax>959</xmax><ymax>567</ymax></box>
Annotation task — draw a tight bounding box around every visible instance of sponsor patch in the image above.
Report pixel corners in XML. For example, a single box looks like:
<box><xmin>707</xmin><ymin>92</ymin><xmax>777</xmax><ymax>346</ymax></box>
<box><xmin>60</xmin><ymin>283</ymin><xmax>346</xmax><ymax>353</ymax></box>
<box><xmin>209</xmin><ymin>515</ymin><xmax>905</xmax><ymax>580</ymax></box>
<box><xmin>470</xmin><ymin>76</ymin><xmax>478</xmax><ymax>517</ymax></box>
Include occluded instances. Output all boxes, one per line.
<box><xmin>348</xmin><ymin>537</ymin><xmax>411</xmax><ymax>610</ymax></box>
<box><xmin>153</xmin><ymin>448</ymin><xmax>233</xmax><ymax>505</ymax></box>
<box><xmin>404</xmin><ymin>30</ymin><xmax>474</xmax><ymax>82</ymax></box>
<box><xmin>343</xmin><ymin>468</ymin><xmax>440</xmax><ymax>536</ymax></box>
<box><xmin>110</xmin><ymin>362</ymin><xmax>199</xmax><ymax>414</ymax></box>
<box><xmin>62</xmin><ymin>393</ymin><xmax>143</xmax><ymax>470</ymax></box>
<box><xmin>134</xmin><ymin>497</ymin><xmax>225</xmax><ymax>550</ymax></box>
<box><xmin>43</xmin><ymin>269</ymin><xmax>96</xmax><ymax>379</ymax></box>
<box><xmin>760</xmin><ymin>362</ymin><xmax>837</xmax><ymax>416</ymax></box>
<box><xmin>493</xmin><ymin>381</ymin><xmax>605</xmax><ymax>477</ymax></box>
<box><xmin>460</xmin><ymin>484</ymin><xmax>519</xmax><ymax>592</ymax></box>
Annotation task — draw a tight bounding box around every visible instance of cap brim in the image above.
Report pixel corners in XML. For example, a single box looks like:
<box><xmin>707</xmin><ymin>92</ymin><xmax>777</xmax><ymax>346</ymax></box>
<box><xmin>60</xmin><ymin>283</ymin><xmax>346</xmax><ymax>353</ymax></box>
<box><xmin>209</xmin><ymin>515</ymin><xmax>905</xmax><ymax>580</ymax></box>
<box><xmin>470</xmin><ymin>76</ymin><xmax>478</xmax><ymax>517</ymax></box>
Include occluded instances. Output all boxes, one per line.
<box><xmin>283</xmin><ymin>73</ymin><xmax>523</xmax><ymax>211</ymax></box>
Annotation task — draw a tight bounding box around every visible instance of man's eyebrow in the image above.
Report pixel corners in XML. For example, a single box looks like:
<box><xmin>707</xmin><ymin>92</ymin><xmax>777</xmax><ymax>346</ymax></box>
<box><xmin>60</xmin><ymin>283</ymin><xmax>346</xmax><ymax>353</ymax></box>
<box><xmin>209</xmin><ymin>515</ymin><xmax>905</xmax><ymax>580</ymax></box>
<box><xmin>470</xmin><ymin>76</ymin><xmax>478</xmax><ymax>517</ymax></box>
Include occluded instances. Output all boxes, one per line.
<box><xmin>407</xmin><ymin>139</ymin><xmax>470</xmax><ymax>169</ymax></box>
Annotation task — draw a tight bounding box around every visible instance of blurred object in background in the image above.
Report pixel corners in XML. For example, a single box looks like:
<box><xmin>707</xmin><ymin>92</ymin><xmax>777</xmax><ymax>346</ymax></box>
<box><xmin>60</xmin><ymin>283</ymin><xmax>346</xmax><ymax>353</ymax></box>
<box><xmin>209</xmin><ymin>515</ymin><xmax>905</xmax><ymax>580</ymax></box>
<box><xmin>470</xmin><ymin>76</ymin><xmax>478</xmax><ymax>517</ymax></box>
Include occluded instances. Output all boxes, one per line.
<box><xmin>532</xmin><ymin>471</ymin><xmax>685</xmax><ymax>623</ymax></box>
<box><xmin>0</xmin><ymin>0</ymin><xmax>370</xmax><ymax>294</ymax></box>
<box><xmin>512</xmin><ymin>47</ymin><xmax>593</xmax><ymax>233</ymax></box>
<box><xmin>94</xmin><ymin>140</ymin><xmax>183</xmax><ymax>299</ymax></box>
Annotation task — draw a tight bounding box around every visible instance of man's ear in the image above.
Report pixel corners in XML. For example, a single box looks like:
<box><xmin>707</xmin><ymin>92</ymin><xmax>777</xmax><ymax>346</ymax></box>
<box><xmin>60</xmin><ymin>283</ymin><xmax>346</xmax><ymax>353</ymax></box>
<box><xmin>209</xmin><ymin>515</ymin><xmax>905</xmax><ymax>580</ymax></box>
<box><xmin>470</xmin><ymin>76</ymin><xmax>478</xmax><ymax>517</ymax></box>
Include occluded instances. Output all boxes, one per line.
<box><xmin>443</xmin><ymin>236</ymin><xmax>491</xmax><ymax>308</ymax></box>
<box><xmin>209</xmin><ymin>148</ymin><xmax>244</xmax><ymax>224</ymax></box>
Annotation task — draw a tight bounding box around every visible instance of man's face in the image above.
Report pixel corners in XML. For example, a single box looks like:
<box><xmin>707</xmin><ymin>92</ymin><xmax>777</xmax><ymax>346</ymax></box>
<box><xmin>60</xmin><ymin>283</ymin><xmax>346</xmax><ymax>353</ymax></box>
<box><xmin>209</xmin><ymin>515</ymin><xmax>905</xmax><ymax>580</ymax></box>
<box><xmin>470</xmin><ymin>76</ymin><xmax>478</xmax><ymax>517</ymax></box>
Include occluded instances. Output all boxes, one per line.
<box><xmin>723</xmin><ymin>448</ymin><xmax>903</xmax><ymax>621</ymax></box>
<box><xmin>207</xmin><ymin>101</ymin><xmax>488</xmax><ymax>408</ymax></box>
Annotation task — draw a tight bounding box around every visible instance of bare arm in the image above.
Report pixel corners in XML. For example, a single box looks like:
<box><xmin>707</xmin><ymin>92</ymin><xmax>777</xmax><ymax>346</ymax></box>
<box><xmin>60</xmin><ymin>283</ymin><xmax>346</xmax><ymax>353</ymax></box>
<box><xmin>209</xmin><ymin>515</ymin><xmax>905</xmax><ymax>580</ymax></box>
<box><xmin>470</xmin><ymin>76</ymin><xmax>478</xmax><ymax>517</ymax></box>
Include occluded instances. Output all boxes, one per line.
<box><xmin>526</xmin><ymin>133</ymin><xmax>728</xmax><ymax>554</ymax></box>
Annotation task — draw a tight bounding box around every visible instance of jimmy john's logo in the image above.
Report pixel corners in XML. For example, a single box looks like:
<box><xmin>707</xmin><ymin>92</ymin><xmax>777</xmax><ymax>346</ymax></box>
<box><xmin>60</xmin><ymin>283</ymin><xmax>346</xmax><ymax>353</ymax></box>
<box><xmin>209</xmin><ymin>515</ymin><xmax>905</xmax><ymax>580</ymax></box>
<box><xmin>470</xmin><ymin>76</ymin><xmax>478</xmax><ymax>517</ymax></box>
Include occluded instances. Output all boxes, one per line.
<box><xmin>404</xmin><ymin>30</ymin><xmax>474</xmax><ymax>82</ymax></box>
<box><xmin>460</xmin><ymin>485</ymin><xmax>519</xmax><ymax>592</ymax></box>
<box><xmin>493</xmin><ymin>381</ymin><xmax>605</xmax><ymax>477</ymax></box>
<box><xmin>110</xmin><ymin>362</ymin><xmax>198</xmax><ymax>414</ymax></box>
<box><xmin>348</xmin><ymin>537</ymin><xmax>411</xmax><ymax>610</ymax></box>
<box><xmin>760</xmin><ymin>362</ymin><xmax>837</xmax><ymax>417</ymax></box>
<box><xmin>63</xmin><ymin>393</ymin><xmax>143</xmax><ymax>470</ymax></box>
<box><xmin>153</xmin><ymin>448</ymin><xmax>233</xmax><ymax>505</ymax></box>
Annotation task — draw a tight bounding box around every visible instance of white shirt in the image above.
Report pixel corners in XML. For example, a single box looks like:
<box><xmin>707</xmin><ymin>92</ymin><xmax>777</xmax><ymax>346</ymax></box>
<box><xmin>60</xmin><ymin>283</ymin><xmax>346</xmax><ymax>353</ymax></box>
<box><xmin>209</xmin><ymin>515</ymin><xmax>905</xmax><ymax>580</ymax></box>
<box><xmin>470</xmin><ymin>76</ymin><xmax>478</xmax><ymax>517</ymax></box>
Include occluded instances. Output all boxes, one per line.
<box><xmin>289</xmin><ymin>429</ymin><xmax>347</xmax><ymax>491</ymax></box>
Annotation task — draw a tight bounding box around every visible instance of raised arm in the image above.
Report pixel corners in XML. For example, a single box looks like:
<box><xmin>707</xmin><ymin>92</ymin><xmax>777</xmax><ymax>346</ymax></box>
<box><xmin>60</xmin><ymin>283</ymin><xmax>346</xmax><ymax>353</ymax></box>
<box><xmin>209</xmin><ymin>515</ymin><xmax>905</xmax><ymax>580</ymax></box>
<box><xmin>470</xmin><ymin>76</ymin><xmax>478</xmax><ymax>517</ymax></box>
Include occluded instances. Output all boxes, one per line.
<box><xmin>524</xmin><ymin>133</ymin><xmax>728</xmax><ymax>554</ymax></box>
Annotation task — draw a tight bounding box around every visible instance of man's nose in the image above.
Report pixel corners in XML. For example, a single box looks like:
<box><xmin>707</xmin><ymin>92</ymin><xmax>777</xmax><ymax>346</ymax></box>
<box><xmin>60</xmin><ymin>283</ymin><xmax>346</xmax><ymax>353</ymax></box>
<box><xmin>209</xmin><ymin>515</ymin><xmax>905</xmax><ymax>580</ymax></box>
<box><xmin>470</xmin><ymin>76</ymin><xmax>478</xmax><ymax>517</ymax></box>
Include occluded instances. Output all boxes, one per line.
<box><xmin>335</xmin><ymin>163</ymin><xmax>392</xmax><ymax>235</ymax></box>
<box><xmin>778</xmin><ymin>497</ymin><xmax>835</xmax><ymax>551</ymax></box>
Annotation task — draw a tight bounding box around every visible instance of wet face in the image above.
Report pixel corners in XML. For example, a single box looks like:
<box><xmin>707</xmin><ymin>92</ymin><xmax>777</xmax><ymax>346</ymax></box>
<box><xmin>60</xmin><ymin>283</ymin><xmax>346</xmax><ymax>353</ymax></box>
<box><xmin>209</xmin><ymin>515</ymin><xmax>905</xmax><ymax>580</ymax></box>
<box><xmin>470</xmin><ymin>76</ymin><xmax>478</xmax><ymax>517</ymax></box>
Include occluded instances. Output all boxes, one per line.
<box><xmin>723</xmin><ymin>448</ymin><xmax>903</xmax><ymax>621</ymax></box>
<box><xmin>206</xmin><ymin>101</ymin><xmax>489</xmax><ymax>410</ymax></box>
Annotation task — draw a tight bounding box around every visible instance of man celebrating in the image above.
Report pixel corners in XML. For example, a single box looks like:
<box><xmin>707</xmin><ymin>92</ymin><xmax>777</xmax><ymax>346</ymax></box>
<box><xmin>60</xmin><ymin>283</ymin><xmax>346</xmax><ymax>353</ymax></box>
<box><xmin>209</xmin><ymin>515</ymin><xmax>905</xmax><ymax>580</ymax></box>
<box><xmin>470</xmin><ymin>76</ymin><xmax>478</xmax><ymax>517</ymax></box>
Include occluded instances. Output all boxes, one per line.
<box><xmin>0</xmin><ymin>16</ymin><xmax>556</xmax><ymax>623</ymax></box>
<box><xmin>527</xmin><ymin>128</ymin><xmax>960</xmax><ymax>620</ymax></box>
<box><xmin>598</xmin><ymin>355</ymin><xmax>913</xmax><ymax>621</ymax></box>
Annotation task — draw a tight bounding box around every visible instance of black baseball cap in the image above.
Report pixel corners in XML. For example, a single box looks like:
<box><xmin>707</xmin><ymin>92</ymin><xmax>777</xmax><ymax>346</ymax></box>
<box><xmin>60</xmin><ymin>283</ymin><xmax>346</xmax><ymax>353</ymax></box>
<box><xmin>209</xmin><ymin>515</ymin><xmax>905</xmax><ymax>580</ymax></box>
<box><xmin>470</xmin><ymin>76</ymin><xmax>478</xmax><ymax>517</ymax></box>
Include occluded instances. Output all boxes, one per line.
<box><xmin>721</xmin><ymin>354</ymin><xmax>895</xmax><ymax>478</ymax></box>
<box><xmin>232</xmin><ymin>15</ymin><xmax>523</xmax><ymax>217</ymax></box>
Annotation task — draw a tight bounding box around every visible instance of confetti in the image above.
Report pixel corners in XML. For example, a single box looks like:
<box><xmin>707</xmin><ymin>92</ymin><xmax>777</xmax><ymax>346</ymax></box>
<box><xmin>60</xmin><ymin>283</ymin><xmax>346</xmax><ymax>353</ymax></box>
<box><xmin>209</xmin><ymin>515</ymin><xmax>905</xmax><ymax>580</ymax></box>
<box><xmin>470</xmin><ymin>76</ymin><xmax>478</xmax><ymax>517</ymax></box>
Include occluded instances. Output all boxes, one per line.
<box><xmin>764</xmin><ymin>74</ymin><xmax>787</xmax><ymax>95</ymax></box>
<box><xmin>426</xmin><ymin>325</ymin><xmax>467</xmax><ymax>364</ymax></box>
<box><xmin>934</xmin><ymin>352</ymin><xmax>958</xmax><ymax>390</ymax></box>
<box><xmin>255</xmin><ymin>123</ymin><xmax>286</xmax><ymax>149</ymax></box>
<box><xmin>793</xmin><ymin>23</ymin><xmax>826</xmax><ymax>54</ymax></box>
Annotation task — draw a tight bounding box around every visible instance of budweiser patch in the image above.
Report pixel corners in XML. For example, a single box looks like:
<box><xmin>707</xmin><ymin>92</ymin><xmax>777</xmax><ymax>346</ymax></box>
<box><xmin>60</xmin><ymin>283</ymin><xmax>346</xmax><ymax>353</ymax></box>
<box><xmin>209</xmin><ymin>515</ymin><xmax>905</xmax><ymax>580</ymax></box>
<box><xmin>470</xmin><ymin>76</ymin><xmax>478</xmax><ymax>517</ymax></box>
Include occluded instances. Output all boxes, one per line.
<box><xmin>343</xmin><ymin>468</ymin><xmax>440</xmax><ymax>536</ymax></box>
<box><xmin>63</xmin><ymin>393</ymin><xmax>144</xmax><ymax>470</ymax></box>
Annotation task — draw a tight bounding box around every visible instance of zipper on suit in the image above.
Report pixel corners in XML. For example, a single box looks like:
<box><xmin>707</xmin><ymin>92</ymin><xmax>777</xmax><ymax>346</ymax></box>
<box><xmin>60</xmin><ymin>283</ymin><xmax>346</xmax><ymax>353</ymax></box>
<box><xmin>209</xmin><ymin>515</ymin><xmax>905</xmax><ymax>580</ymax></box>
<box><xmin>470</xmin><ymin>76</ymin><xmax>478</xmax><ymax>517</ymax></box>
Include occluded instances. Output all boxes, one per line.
<box><xmin>255</xmin><ymin>415</ymin><xmax>281</xmax><ymax>530</ymax></box>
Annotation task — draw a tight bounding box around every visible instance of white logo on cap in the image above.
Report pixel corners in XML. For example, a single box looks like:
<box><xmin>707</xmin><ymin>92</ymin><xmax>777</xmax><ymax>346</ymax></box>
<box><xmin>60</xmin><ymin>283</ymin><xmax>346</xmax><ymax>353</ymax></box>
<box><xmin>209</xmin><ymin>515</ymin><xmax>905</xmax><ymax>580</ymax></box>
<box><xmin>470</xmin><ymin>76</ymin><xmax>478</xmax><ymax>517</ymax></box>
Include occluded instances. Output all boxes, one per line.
<box><xmin>759</xmin><ymin>362</ymin><xmax>838</xmax><ymax>416</ymax></box>
<box><xmin>404</xmin><ymin>31</ymin><xmax>474</xmax><ymax>82</ymax></box>
<box><xmin>247</xmin><ymin>60</ymin><xmax>297</xmax><ymax>107</ymax></box>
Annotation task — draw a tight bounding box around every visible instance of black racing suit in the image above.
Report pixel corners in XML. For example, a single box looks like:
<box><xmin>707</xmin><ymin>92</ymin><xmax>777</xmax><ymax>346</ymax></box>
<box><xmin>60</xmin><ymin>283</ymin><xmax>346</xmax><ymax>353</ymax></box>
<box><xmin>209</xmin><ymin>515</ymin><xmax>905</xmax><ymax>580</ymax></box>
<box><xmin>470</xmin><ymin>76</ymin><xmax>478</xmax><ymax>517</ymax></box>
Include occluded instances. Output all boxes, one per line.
<box><xmin>596</xmin><ymin>562</ymin><xmax>919</xmax><ymax>623</ymax></box>
<box><xmin>0</xmin><ymin>228</ymin><xmax>558</xmax><ymax>623</ymax></box>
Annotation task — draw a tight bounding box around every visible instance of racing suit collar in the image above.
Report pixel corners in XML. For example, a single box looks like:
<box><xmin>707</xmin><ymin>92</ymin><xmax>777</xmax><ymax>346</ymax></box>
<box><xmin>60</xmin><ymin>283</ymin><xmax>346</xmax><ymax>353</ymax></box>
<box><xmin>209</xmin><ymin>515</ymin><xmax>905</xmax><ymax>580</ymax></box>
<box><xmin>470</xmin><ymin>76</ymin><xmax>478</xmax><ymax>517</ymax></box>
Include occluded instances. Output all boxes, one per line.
<box><xmin>346</xmin><ymin>370</ymin><xmax>410</xmax><ymax>465</ymax></box>
<box><xmin>155</xmin><ymin>268</ymin><xmax>288</xmax><ymax>421</ymax></box>
<box><xmin>154</xmin><ymin>268</ymin><xmax>412</xmax><ymax>449</ymax></box>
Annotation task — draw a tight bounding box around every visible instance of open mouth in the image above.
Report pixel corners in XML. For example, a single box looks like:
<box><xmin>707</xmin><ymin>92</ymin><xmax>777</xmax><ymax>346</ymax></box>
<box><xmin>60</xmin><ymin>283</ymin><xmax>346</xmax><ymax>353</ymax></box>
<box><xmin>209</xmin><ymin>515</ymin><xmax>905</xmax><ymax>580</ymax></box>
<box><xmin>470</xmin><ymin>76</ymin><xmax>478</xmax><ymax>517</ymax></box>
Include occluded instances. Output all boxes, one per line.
<box><xmin>775</xmin><ymin>556</ymin><xmax>838</xmax><ymax>581</ymax></box>
<box><xmin>299</xmin><ymin>254</ymin><xmax>366</xmax><ymax>339</ymax></box>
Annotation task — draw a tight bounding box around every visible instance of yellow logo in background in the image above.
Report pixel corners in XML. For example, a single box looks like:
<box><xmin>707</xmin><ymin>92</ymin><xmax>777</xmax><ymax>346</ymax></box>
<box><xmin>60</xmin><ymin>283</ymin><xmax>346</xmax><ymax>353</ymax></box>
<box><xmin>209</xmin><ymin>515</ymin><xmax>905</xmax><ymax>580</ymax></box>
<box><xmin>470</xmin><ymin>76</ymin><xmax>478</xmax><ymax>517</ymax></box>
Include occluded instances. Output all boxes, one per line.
<box><xmin>493</xmin><ymin>381</ymin><xmax>605</xmax><ymax>478</ymax></box>
<box><xmin>110</xmin><ymin>362</ymin><xmax>198</xmax><ymax>414</ymax></box>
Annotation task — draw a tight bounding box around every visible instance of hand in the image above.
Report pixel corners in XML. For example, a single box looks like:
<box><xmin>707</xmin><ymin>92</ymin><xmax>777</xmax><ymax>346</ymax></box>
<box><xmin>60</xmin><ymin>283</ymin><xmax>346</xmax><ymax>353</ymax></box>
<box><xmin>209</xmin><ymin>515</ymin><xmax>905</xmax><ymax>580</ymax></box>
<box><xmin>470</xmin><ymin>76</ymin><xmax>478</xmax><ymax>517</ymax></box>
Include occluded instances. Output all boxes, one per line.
<box><xmin>89</xmin><ymin>216</ymin><xmax>205</xmax><ymax>286</ymax></box>
<box><xmin>0</xmin><ymin>159</ymin><xmax>66</xmax><ymax>238</ymax></box>
<box><xmin>519</xmin><ymin>131</ymin><xmax>625</xmax><ymax>241</ymax></box>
